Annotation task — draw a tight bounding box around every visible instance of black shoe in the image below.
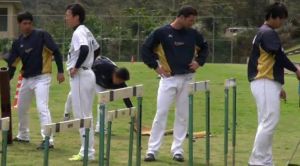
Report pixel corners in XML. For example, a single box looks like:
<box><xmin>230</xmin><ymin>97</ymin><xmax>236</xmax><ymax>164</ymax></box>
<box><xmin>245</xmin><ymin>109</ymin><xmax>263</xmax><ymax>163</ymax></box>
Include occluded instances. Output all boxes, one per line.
<box><xmin>173</xmin><ymin>154</ymin><xmax>184</xmax><ymax>162</ymax></box>
<box><xmin>37</xmin><ymin>141</ymin><xmax>54</xmax><ymax>150</ymax></box>
<box><xmin>144</xmin><ymin>153</ymin><xmax>156</xmax><ymax>162</ymax></box>
<box><xmin>13</xmin><ymin>137</ymin><xmax>30</xmax><ymax>143</ymax></box>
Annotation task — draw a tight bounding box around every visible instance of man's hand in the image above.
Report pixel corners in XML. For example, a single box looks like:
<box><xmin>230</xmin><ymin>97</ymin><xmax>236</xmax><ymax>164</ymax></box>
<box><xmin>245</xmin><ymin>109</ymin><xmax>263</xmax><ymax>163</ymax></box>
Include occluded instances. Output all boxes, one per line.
<box><xmin>70</xmin><ymin>68</ymin><xmax>78</xmax><ymax>78</ymax></box>
<box><xmin>296</xmin><ymin>69</ymin><xmax>300</xmax><ymax>80</ymax></box>
<box><xmin>189</xmin><ymin>61</ymin><xmax>200</xmax><ymax>72</ymax></box>
<box><xmin>155</xmin><ymin>66</ymin><xmax>171</xmax><ymax>78</ymax></box>
<box><xmin>280</xmin><ymin>89</ymin><xmax>287</xmax><ymax>103</ymax></box>
<box><xmin>57</xmin><ymin>73</ymin><xmax>65</xmax><ymax>84</ymax></box>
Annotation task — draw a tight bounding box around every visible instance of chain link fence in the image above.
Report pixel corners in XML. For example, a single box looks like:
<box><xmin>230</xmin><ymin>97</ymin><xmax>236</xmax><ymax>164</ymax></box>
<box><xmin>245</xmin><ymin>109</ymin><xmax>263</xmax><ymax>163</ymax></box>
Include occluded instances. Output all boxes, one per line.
<box><xmin>0</xmin><ymin>15</ymin><xmax>253</xmax><ymax>63</ymax></box>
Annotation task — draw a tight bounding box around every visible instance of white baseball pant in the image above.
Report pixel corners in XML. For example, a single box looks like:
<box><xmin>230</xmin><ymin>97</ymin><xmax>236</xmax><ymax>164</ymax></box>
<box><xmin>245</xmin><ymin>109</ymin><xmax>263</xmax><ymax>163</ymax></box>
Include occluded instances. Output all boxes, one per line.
<box><xmin>70</xmin><ymin>69</ymin><xmax>96</xmax><ymax>158</ymax></box>
<box><xmin>248</xmin><ymin>79</ymin><xmax>281</xmax><ymax>166</ymax></box>
<box><xmin>146</xmin><ymin>73</ymin><xmax>194</xmax><ymax>156</ymax></box>
<box><xmin>64</xmin><ymin>84</ymin><xmax>107</xmax><ymax>133</ymax></box>
<box><xmin>16</xmin><ymin>74</ymin><xmax>54</xmax><ymax>144</ymax></box>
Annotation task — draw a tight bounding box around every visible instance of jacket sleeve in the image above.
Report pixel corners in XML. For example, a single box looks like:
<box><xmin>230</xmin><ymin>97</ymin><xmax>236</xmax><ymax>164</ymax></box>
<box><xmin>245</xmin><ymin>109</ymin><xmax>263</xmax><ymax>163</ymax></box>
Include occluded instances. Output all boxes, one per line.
<box><xmin>7</xmin><ymin>40</ymin><xmax>20</xmax><ymax>79</ymax></box>
<box><xmin>43</xmin><ymin>31</ymin><xmax>64</xmax><ymax>73</ymax></box>
<box><xmin>195</xmin><ymin>31</ymin><xmax>209</xmax><ymax>66</ymax></box>
<box><xmin>141</xmin><ymin>29</ymin><xmax>160</xmax><ymax>69</ymax></box>
<box><xmin>262</xmin><ymin>30</ymin><xmax>297</xmax><ymax>72</ymax></box>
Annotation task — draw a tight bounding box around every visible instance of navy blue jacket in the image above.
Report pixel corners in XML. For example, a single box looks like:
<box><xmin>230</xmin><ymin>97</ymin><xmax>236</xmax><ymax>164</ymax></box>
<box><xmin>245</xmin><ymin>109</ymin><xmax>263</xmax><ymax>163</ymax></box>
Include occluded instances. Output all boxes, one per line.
<box><xmin>7</xmin><ymin>29</ymin><xmax>64</xmax><ymax>78</ymax></box>
<box><xmin>142</xmin><ymin>24</ymin><xmax>208</xmax><ymax>75</ymax></box>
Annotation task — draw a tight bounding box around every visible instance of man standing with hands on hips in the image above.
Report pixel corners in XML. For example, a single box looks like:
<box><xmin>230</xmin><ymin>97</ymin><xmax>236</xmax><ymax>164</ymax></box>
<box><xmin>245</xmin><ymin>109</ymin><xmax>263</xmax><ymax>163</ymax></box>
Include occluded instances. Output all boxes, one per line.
<box><xmin>65</xmin><ymin>3</ymin><xmax>100</xmax><ymax>161</ymax></box>
<box><xmin>142</xmin><ymin>5</ymin><xmax>208</xmax><ymax>162</ymax></box>
<box><xmin>247</xmin><ymin>2</ymin><xmax>300</xmax><ymax>166</ymax></box>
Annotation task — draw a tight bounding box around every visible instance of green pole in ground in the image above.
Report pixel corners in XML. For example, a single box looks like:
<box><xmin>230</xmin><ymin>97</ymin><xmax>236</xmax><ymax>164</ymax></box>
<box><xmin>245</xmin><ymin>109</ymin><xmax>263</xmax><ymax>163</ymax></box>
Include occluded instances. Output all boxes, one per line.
<box><xmin>188</xmin><ymin>94</ymin><xmax>194</xmax><ymax>166</ymax></box>
<box><xmin>205</xmin><ymin>90</ymin><xmax>211</xmax><ymax>166</ymax></box>
<box><xmin>232</xmin><ymin>86</ymin><xmax>237</xmax><ymax>166</ymax></box>
<box><xmin>43</xmin><ymin>136</ymin><xmax>50</xmax><ymax>166</ymax></box>
<box><xmin>83</xmin><ymin>128</ymin><xmax>90</xmax><ymax>166</ymax></box>
<box><xmin>1</xmin><ymin>130</ymin><xmax>8</xmax><ymax>166</ymax></box>
<box><xmin>99</xmin><ymin>104</ymin><xmax>106</xmax><ymax>166</ymax></box>
<box><xmin>136</xmin><ymin>97</ymin><xmax>142</xmax><ymax>166</ymax></box>
<box><xmin>106</xmin><ymin>121</ymin><xmax>112</xmax><ymax>166</ymax></box>
<box><xmin>224</xmin><ymin>88</ymin><xmax>229</xmax><ymax>166</ymax></box>
<box><xmin>128</xmin><ymin>116</ymin><xmax>135</xmax><ymax>166</ymax></box>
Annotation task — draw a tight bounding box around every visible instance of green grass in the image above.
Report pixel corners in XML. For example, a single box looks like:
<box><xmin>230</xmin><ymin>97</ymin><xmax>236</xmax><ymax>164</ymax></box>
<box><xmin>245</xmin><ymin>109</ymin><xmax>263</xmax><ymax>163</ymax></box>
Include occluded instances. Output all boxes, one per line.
<box><xmin>1</xmin><ymin>61</ymin><xmax>300</xmax><ymax>165</ymax></box>
<box><xmin>289</xmin><ymin>54</ymin><xmax>300</xmax><ymax>63</ymax></box>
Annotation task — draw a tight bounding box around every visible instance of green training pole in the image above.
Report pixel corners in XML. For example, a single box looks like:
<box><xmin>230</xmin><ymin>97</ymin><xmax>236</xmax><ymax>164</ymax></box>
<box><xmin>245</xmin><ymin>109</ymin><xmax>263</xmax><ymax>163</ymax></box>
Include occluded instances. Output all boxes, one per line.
<box><xmin>136</xmin><ymin>97</ymin><xmax>142</xmax><ymax>166</ymax></box>
<box><xmin>1</xmin><ymin>130</ymin><xmax>8</xmax><ymax>166</ymax></box>
<box><xmin>43</xmin><ymin>136</ymin><xmax>50</xmax><ymax>166</ymax></box>
<box><xmin>224</xmin><ymin>88</ymin><xmax>229</xmax><ymax>166</ymax></box>
<box><xmin>99</xmin><ymin>104</ymin><xmax>106</xmax><ymax>166</ymax></box>
<box><xmin>188</xmin><ymin>94</ymin><xmax>194</xmax><ymax>166</ymax></box>
<box><xmin>232</xmin><ymin>86</ymin><xmax>237</xmax><ymax>166</ymax></box>
<box><xmin>83</xmin><ymin>128</ymin><xmax>90</xmax><ymax>166</ymax></box>
<box><xmin>205</xmin><ymin>90</ymin><xmax>211</xmax><ymax>166</ymax></box>
<box><xmin>128</xmin><ymin>116</ymin><xmax>134</xmax><ymax>166</ymax></box>
<box><xmin>106</xmin><ymin>121</ymin><xmax>112</xmax><ymax>166</ymax></box>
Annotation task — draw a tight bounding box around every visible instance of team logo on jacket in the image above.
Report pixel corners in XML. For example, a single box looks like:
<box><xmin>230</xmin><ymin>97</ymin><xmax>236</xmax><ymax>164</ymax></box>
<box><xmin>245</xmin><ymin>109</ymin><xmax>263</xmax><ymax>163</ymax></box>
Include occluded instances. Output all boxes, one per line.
<box><xmin>25</xmin><ymin>48</ymin><xmax>33</xmax><ymax>53</ymax></box>
<box><xmin>174</xmin><ymin>41</ymin><xmax>184</xmax><ymax>46</ymax></box>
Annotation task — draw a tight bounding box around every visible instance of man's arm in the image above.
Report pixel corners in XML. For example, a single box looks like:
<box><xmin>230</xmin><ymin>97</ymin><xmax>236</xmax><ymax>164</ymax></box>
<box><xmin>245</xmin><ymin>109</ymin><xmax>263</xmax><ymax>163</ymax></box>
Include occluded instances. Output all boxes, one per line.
<box><xmin>141</xmin><ymin>30</ymin><xmax>160</xmax><ymax>69</ymax></box>
<box><xmin>7</xmin><ymin>40</ymin><xmax>20</xmax><ymax>79</ymax></box>
<box><xmin>69</xmin><ymin>31</ymin><xmax>90</xmax><ymax>77</ymax></box>
<box><xmin>42</xmin><ymin>31</ymin><xmax>64</xmax><ymax>74</ymax></box>
<box><xmin>94</xmin><ymin>47</ymin><xmax>101</xmax><ymax>61</ymax></box>
<box><xmin>261</xmin><ymin>30</ymin><xmax>297</xmax><ymax>72</ymax></box>
<box><xmin>195</xmin><ymin>31</ymin><xmax>209</xmax><ymax>66</ymax></box>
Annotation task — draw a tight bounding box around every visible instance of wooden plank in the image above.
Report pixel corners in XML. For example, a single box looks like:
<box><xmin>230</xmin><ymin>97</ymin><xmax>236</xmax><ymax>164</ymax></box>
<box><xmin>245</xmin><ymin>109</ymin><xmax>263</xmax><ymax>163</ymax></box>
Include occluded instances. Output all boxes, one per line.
<box><xmin>107</xmin><ymin>107</ymin><xmax>136</xmax><ymax>122</ymax></box>
<box><xmin>189</xmin><ymin>80</ymin><xmax>210</xmax><ymax>94</ymax></box>
<box><xmin>225</xmin><ymin>78</ymin><xmax>236</xmax><ymax>88</ymax></box>
<box><xmin>98</xmin><ymin>85</ymin><xmax>143</xmax><ymax>104</ymax></box>
<box><xmin>0</xmin><ymin>117</ymin><xmax>10</xmax><ymax>131</ymax></box>
<box><xmin>43</xmin><ymin>118</ymin><xmax>92</xmax><ymax>136</ymax></box>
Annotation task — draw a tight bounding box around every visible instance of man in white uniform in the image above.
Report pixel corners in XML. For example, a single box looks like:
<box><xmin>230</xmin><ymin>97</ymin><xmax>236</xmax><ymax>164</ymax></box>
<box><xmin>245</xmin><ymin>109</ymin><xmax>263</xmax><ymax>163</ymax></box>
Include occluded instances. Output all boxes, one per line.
<box><xmin>7</xmin><ymin>11</ymin><xmax>65</xmax><ymax>149</ymax></box>
<box><xmin>247</xmin><ymin>2</ymin><xmax>300</xmax><ymax>166</ymax></box>
<box><xmin>63</xmin><ymin>56</ymin><xmax>132</xmax><ymax>134</ymax></box>
<box><xmin>65</xmin><ymin>3</ymin><xmax>99</xmax><ymax>161</ymax></box>
<box><xmin>142</xmin><ymin>6</ymin><xmax>208</xmax><ymax>162</ymax></box>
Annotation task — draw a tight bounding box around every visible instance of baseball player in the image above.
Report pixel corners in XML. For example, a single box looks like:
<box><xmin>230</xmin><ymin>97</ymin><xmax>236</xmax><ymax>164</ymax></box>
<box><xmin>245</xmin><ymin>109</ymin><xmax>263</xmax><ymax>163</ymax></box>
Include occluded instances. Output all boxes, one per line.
<box><xmin>7</xmin><ymin>11</ymin><xmax>65</xmax><ymax>149</ymax></box>
<box><xmin>63</xmin><ymin>56</ymin><xmax>133</xmax><ymax>133</ymax></box>
<box><xmin>247</xmin><ymin>2</ymin><xmax>300</xmax><ymax>166</ymax></box>
<box><xmin>142</xmin><ymin>6</ymin><xmax>208</xmax><ymax>162</ymax></box>
<box><xmin>65</xmin><ymin>3</ymin><xmax>99</xmax><ymax>161</ymax></box>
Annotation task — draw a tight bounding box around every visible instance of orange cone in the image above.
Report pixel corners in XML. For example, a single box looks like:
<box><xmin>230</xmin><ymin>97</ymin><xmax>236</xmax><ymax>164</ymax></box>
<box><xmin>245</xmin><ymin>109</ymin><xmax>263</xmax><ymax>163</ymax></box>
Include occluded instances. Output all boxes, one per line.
<box><xmin>13</xmin><ymin>74</ymin><xmax>23</xmax><ymax>109</ymax></box>
<box><xmin>131</xmin><ymin>56</ymin><xmax>135</xmax><ymax>63</ymax></box>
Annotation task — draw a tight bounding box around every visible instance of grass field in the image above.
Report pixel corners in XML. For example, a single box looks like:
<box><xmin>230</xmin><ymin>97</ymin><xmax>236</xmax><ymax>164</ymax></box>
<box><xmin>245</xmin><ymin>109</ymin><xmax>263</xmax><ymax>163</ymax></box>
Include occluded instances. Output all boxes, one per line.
<box><xmin>0</xmin><ymin>61</ymin><xmax>300</xmax><ymax>165</ymax></box>
<box><xmin>289</xmin><ymin>55</ymin><xmax>300</xmax><ymax>63</ymax></box>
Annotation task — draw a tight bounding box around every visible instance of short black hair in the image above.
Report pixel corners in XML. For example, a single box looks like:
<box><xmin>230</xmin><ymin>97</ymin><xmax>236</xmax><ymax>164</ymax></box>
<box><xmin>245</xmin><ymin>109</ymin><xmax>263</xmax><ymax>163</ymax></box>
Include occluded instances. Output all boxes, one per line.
<box><xmin>17</xmin><ymin>11</ymin><xmax>33</xmax><ymax>23</ymax></box>
<box><xmin>66</xmin><ymin>3</ymin><xmax>85</xmax><ymax>24</ymax></box>
<box><xmin>265</xmin><ymin>2</ymin><xmax>288</xmax><ymax>20</ymax></box>
<box><xmin>177</xmin><ymin>5</ymin><xmax>198</xmax><ymax>17</ymax></box>
<box><xmin>115</xmin><ymin>68</ymin><xmax>130</xmax><ymax>81</ymax></box>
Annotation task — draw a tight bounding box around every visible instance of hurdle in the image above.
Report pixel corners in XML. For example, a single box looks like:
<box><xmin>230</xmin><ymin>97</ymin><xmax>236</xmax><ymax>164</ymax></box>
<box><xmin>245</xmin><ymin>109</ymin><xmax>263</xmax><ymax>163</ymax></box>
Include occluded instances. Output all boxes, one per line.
<box><xmin>105</xmin><ymin>107</ymin><xmax>136</xmax><ymax>166</ymax></box>
<box><xmin>43</xmin><ymin>118</ymin><xmax>92</xmax><ymax>166</ymax></box>
<box><xmin>188</xmin><ymin>80</ymin><xmax>210</xmax><ymax>166</ymax></box>
<box><xmin>0</xmin><ymin>117</ymin><xmax>10</xmax><ymax>166</ymax></box>
<box><xmin>98</xmin><ymin>85</ymin><xmax>143</xmax><ymax>166</ymax></box>
<box><xmin>224</xmin><ymin>78</ymin><xmax>237</xmax><ymax>166</ymax></box>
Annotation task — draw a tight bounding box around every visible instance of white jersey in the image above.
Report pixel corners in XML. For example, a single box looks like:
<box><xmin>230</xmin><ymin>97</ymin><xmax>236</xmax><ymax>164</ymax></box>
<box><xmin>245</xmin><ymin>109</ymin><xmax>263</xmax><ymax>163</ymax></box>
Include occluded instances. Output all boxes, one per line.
<box><xmin>66</xmin><ymin>25</ymin><xmax>99</xmax><ymax>70</ymax></box>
